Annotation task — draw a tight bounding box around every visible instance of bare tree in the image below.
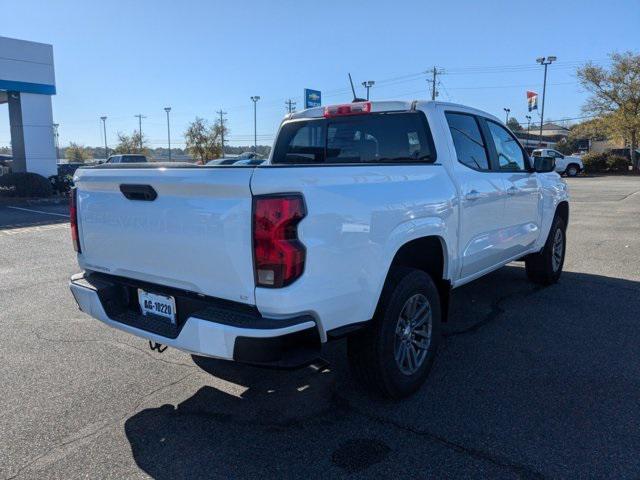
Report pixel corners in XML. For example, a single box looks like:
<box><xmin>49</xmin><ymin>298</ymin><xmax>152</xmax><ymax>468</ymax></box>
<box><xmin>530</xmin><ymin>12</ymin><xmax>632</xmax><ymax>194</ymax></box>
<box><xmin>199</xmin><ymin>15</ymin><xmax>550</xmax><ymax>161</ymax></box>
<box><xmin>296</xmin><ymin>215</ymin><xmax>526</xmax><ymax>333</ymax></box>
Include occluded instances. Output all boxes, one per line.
<box><xmin>577</xmin><ymin>52</ymin><xmax>640</xmax><ymax>170</ymax></box>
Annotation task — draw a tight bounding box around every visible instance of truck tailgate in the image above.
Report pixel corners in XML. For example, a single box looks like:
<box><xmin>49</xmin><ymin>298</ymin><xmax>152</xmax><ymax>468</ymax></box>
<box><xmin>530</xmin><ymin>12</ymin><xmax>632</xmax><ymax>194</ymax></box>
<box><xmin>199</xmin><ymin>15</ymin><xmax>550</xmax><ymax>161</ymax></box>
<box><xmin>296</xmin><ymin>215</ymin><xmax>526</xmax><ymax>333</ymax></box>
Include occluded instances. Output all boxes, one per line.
<box><xmin>74</xmin><ymin>167</ymin><xmax>255</xmax><ymax>305</ymax></box>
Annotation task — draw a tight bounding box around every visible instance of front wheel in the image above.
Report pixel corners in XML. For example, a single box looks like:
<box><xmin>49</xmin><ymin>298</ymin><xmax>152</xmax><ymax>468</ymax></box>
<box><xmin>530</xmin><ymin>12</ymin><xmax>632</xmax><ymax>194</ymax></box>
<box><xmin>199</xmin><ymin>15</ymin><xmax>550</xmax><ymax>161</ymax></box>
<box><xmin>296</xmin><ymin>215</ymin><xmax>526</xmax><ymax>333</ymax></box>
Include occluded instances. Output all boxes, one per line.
<box><xmin>347</xmin><ymin>268</ymin><xmax>441</xmax><ymax>399</ymax></box>
<box><xmin>525</xmin><ymin>216</ymin><xmax>566</xmax><ymax>285</ymax></box>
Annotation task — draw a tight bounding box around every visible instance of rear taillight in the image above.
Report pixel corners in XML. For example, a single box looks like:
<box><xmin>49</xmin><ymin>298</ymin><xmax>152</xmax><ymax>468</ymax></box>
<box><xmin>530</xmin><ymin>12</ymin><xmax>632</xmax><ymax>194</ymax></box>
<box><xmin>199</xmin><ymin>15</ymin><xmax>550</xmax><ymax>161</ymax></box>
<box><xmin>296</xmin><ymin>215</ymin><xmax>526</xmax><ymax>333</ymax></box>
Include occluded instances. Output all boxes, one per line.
<box><xmin>253</xmin><ymin>194</ymin><xmax>306</xmax><ymax>288</ymax></box>
<box><xmin>69</xmin><ymin>187</ymin><xmax>81</xmax><ymax>253</ymax></box>
<box><xmin>323</xmin><ymin>102</ymin><xmax>371</xmax><ymax>117</ymax></box>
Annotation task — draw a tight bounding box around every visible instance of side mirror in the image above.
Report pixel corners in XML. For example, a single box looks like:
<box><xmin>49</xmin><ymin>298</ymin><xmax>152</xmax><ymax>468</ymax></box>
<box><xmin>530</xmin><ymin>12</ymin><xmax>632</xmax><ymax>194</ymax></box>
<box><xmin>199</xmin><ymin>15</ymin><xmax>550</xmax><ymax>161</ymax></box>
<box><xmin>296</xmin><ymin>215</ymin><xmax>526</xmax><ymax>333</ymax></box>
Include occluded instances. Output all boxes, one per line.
<box><xmin>534</xmin><ymin>156</ymin><xmax>555</xmax><ymax>173</ymax></box>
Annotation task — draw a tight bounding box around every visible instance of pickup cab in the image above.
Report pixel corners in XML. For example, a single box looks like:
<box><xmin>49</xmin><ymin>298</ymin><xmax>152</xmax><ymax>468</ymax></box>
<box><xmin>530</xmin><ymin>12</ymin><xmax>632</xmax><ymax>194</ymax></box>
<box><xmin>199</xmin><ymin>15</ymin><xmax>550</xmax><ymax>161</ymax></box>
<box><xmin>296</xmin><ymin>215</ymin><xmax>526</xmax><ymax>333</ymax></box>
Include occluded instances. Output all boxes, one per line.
<box><xmin>69</xmin><ymin>100</ymin><xmax>569</xmax><ymax>398</ymax></box>
<box><xmin>532</xmin><ymin>148</ymin><xmax>583</xmax><ymax>177</ymax></box>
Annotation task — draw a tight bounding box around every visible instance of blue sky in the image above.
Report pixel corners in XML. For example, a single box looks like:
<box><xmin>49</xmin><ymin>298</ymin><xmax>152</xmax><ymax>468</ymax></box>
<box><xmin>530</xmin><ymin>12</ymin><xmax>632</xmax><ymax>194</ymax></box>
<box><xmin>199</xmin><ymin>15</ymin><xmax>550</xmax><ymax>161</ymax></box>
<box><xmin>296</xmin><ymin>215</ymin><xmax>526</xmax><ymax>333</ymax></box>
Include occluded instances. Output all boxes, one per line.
<box><xmin>1</xmin><ymin>0</ymin><xmax>639</xmax><ymax>150</ymax></box>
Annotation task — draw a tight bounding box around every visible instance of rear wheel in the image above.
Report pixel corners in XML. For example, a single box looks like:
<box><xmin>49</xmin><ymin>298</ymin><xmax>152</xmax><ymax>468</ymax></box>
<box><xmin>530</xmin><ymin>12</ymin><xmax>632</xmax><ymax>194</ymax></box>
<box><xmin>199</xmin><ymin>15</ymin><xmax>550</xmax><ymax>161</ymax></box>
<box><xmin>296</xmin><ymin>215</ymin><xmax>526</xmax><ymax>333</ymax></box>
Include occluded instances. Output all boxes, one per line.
<box><xmin>525</xmin><ymin>216</ymin><xmax>566</xmax><ymax>285</ymax></box>
<box><xmin>347</xmin><ymin>267</ymin><xmax>441</xmax><ymax>398</ymax></box>
<box><xmin>565</xmin><ymin>164</ymin><xmax>579</xmax><ymax>177</ymax></box>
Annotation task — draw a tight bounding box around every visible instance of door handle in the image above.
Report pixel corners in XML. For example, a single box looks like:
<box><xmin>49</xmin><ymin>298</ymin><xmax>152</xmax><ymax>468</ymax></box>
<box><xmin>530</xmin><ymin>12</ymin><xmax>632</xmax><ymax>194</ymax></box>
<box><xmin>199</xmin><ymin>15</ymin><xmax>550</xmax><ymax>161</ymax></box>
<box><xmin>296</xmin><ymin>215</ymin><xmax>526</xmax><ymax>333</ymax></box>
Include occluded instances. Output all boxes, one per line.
<box><xmin>120</xmin><ymin>184</ymin><xmax>158</xmax><ymax>201</ymax></box>
<box><xmin>507</xmin><ymin>186</ymin><xmax>519</xmax><ymax>196</ymax></box>
<box><xmin>465</xmin><ymin>190</ymin><xmax>482</xmax><ymax>201</ymax></box>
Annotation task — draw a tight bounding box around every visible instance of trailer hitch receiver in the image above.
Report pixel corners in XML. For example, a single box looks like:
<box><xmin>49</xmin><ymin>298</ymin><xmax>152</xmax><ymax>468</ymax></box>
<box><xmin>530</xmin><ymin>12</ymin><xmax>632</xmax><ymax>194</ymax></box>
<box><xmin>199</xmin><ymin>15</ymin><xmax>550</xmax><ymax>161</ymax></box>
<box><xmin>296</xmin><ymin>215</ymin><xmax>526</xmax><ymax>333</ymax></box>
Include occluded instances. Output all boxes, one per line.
<box><xmin>149</xmin><ymin>341</ymin><xmax>168</xmax><ymax>353</ymax></box>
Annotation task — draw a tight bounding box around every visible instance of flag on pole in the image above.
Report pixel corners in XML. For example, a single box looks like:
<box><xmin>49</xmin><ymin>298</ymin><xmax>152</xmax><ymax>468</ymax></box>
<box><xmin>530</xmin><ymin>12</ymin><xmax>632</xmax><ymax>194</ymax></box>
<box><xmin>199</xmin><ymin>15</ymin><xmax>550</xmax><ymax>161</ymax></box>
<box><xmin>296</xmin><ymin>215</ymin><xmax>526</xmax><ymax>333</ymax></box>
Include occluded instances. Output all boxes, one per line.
<box><xmin>527</xmin><ymin>91</ymin><xmax>538</xmax><ymax>112</ymax></box>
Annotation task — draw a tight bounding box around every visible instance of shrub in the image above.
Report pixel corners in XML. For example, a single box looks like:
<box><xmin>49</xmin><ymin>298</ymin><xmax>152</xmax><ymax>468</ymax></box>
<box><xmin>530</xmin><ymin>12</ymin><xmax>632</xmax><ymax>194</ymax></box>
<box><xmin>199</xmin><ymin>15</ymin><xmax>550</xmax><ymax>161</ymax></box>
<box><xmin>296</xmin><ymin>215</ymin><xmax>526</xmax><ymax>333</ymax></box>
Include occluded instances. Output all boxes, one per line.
<box><xmin>607</xmin><ymin>155</ymin><xmax>631</xmax><ymax>172</ymax></box>
<box><xmin>581</xmin><ymin>152</ymin><xmax>608</xmax><ymax>173</ymax></box>
<box><xmin>0</xmin><ymin>172</ymin><xmax>53</xmax><ymax>198</ymax></box>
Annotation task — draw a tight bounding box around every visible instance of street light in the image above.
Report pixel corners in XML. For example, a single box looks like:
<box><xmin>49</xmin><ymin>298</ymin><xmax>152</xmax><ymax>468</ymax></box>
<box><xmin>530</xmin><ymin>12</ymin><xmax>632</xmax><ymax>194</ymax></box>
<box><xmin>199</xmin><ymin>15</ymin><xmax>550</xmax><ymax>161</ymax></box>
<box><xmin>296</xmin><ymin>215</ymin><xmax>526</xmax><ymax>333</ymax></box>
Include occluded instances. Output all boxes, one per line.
<box><xmin>361</xmin><ymin>80</ymin><xmax>375</xmax><ymax>100</ymax></box>
<box><xmin>250</xmin><ymin>96</ymin><xmax>260</xmax><ymax>153</ymax></box>
<box><xmin>164</xmin><ymin>107</ymin><xmax>172</xmax><ymax>161</ymax></box>
<box><xmin>100</xmin><ymin>116</ymin><xmax>108</xmax><ymax>160</ymax></box>
<box><xmin>536</xmin><ymin>56</ymin><xmax>557</xmax><ymax>146</ymax></box>
<box><xmin>503</xmin><ymin>108</ymin><xmax>510</xmax><ymax>125</ymax></box>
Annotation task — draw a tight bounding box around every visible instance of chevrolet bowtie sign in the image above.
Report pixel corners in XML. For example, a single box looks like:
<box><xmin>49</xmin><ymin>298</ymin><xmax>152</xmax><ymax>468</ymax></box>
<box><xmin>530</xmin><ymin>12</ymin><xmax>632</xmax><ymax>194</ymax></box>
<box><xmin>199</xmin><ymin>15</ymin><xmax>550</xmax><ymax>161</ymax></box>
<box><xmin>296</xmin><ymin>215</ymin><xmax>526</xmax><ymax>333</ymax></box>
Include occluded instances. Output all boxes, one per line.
<box><xmin>304</xmin><ymin>88</ymin><xmax>322</xmax><ymax>109</ymax></box>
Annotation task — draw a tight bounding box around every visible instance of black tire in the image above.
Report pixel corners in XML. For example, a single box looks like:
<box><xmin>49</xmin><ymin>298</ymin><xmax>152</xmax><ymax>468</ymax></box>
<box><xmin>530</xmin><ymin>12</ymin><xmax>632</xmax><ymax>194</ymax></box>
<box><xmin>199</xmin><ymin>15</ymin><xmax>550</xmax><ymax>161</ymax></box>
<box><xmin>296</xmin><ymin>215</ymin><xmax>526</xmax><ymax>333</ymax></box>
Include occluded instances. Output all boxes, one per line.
<box><xmin>347</xmin><ymin>267</ymin><xmax>441</xmax><ymax>399</ymax></box>
<box><xmin>565</xmin><ymin>164</ymin><xmax>579</xmax><ymax>177</ymax></box>
<box><xmin>525</xmin><ymin>216</ymin><xmax>566</xmax><ymax>285</ymax></box>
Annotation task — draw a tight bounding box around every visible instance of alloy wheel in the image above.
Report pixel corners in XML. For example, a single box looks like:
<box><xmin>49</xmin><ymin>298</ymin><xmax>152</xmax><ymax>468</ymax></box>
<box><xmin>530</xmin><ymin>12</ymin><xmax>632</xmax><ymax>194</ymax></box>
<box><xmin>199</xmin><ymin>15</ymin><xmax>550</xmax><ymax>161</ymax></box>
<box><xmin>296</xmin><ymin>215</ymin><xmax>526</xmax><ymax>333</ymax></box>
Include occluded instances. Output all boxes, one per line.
<box><xmin>394</xmin><ymin>293</ymin><xmax>432</xmax><ymax>375</ymax></box>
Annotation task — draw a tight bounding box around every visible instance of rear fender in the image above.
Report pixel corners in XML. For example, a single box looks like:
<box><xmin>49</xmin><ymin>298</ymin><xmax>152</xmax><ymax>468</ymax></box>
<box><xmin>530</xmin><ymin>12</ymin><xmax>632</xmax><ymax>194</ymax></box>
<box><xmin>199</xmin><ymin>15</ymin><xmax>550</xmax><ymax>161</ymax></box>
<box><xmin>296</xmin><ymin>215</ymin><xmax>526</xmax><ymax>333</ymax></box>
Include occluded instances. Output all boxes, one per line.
<box><xmin>367</xmin><ymin>218</ymin><xmax>450</xmax><ymax>321</ymax></box>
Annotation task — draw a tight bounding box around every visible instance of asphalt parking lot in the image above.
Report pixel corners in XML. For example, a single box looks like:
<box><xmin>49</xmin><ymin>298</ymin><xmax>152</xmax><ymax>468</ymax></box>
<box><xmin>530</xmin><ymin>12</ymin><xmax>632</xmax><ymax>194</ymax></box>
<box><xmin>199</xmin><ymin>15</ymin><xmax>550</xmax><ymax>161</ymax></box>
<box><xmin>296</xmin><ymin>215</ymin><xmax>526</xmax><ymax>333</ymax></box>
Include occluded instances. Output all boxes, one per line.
<box><xmin>1</xmin><ymin>176</ymin><xmax>639</xmax><ymax>479</ymax></box>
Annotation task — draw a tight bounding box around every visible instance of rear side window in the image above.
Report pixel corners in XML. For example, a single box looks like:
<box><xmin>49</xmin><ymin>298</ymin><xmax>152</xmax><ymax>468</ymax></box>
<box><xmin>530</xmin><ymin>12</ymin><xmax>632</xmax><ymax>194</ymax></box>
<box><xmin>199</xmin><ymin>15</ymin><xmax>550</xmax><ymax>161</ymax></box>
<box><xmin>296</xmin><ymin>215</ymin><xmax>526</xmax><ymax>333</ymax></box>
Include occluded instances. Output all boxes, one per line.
<box><xmin>486</xmin><ymin>121</ymin><xmax>528</xmax><ymax>171</ymax></box>
<box><xmin>445</xmin><ymin>112</ymin><xmax>490</xmax><ymax>170</ymax></box>
<box><xmin>272</xmin><ymin>112</ymin><xmax>435</xmax><ymax>165</ymax></box>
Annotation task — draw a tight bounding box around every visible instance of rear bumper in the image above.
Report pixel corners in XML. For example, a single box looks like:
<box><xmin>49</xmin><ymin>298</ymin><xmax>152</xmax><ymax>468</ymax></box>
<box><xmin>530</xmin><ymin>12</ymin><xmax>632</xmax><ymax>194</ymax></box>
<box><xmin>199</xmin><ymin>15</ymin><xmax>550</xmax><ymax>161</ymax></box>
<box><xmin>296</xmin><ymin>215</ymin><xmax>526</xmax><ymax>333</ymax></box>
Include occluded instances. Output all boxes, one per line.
<box><xmin>69</xmin><ymin>272</ymin><xmax>320</xmax><ymax>368</ymax></box>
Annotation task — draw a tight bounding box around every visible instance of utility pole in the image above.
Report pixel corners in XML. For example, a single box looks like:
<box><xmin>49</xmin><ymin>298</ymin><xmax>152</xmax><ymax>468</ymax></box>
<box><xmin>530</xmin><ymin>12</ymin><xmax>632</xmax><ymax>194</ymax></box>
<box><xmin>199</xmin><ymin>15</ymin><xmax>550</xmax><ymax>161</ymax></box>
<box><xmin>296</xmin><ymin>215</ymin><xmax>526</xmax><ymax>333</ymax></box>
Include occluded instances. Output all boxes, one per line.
<box><xmin>536</xmin><ymin>56</ymin><xmax>557</xmax><ymax>146</ymax></box>
<box><xmin>52</xmin><ymin>123</ymin><xmax>60</xmax><ymax>161</ymax></box>
<box><xmin>285</xmin><ymin>99</ymin><xmax>296</xmax><ymax>113</ymax></box>
<box><xmin>427</xmin><ymin>67</ymin><xmax>443</xmax><ymax>101</ymax></box>
<box><xmin>250</xmin><ymin>96</ymin><xmax>260</xmax><ymax>154</ymax></box>
<box><xmin>134</xmin><ymin>114</ymin><xmax>146</xmax><ymax>150</ymax></box>
<box><xmin>526</xmin><ymin>115</ymin><xmax>532</xmax><ymax>149</ymax></box>
<box><xmin>361</xmin><ymin>80</ymin><xmax>375</xmax><ymax>100</ymax></box>
<box><xmin>217</xmin><ymin>109</ymin><xmax>227</xmax><ymax>156</ymax></box>
<box><xmin>164</xmin><ymin>107</ymin><xmax>172</xmax><ymax>161</ymax></box>
<box><xmin>503</xmin><ymin>108</ymin><xmax>510</xmax><ymax>125</ymax></box>
<box><xmin>100</xmin><ymin>116</ymin><xmax>108</xmax><ymax>160</ymax></box>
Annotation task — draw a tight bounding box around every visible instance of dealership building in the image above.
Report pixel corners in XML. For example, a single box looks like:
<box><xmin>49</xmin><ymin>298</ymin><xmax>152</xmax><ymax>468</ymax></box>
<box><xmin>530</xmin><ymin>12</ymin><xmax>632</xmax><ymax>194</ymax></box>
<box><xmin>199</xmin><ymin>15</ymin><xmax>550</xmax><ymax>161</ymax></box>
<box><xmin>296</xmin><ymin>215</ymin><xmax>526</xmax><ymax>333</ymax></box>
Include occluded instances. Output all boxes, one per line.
<box><xmin>0</xmin><ymin>35</ymin><xmax>57</xmax><ymax>177</ymax></box>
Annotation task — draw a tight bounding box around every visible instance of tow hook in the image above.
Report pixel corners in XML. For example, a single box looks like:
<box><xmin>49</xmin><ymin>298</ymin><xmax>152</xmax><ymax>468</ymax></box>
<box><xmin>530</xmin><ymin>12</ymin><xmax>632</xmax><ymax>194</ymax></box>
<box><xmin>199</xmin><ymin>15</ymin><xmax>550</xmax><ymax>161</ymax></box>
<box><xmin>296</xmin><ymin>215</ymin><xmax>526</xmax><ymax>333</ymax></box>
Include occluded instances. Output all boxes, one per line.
<box><xmin>149</xmin><ymin>341</ymin><xmax>168</xmax><ymax>353</ymax></box>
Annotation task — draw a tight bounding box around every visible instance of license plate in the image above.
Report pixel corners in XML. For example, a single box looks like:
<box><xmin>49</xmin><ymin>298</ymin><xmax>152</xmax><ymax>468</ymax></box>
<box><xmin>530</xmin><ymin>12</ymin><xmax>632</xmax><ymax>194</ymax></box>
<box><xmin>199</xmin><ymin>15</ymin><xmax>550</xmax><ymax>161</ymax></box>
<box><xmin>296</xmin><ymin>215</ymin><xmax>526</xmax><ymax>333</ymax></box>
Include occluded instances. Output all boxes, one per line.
<box><xmin>138</xmin><ymin>289</ymin><xmax>176</xmax><ymax>324</ymax></box>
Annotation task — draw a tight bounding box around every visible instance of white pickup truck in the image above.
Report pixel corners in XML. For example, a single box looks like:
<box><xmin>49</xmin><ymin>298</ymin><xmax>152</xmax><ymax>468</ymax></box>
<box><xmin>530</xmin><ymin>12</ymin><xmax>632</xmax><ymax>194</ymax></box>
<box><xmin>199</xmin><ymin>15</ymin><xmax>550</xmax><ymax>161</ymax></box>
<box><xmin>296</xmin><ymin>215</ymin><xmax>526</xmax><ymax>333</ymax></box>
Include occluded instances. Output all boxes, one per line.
<box><xmin>532</xmin><ymin>148</ymin><xmax>583</xmax><ymax>177</ymax></box>
<box><xmin>69</xmin><ymin>100</ymin><xmax>569</xmax><ymax>398</ymax></box>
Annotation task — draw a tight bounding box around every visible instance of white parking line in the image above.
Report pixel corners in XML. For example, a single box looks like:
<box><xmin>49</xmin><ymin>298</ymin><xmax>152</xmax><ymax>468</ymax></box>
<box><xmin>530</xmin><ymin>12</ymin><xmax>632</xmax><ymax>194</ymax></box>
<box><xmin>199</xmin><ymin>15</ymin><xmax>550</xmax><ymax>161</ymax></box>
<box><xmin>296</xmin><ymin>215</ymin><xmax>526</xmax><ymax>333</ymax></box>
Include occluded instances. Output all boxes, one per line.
<box><xmin>6</xmin><ymin>206</ymin><xmax>69</xmax><ymax>218</ymax></box>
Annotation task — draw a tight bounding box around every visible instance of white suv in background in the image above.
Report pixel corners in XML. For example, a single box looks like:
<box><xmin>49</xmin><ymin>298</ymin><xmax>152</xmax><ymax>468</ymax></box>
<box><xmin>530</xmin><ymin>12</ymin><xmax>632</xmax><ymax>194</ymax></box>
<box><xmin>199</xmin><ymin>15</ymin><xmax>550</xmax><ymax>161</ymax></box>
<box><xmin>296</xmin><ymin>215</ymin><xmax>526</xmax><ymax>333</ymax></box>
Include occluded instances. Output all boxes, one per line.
<box><xmin>532</xmin><ymin>149</ymin><xmax>583</xmax><ymax>177</ymax></box>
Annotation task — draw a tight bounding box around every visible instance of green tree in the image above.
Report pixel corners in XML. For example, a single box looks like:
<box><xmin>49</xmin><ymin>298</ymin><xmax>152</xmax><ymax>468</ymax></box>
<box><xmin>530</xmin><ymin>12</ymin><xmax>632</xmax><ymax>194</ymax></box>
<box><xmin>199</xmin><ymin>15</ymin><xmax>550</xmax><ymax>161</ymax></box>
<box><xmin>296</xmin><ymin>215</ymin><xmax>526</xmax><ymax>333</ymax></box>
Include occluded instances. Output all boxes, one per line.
<box><xmin>506</xmin><ymin>117</ymin><xmax>522</xmax><ymax>131</ymax></box>
<box><xmin>184</xmin><ymin>117</ymin><xmax>221</xmax><ymax>164</ymax></box>
<box><xmin>65</xmin><ymin>142</ymin><xmax>91</xmax><ymax>162</ymax></box>
<box><xmin>114</xmin><ymin>131</ymin><xmax>149</xmax><ymax>156</ymax></box>
<box><xmin>577</xmin><ymin>52</ymin><xmax>640</xmax><ymax>170</ymax></box>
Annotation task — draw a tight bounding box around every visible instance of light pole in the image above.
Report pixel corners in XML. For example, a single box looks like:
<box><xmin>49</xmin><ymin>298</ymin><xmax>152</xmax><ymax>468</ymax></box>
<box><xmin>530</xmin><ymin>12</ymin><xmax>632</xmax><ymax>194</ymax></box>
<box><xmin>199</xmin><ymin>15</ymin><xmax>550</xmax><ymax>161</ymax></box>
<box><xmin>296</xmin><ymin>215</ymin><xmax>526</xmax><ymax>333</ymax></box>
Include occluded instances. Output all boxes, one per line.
<box><xmin>100</xmin><ymin>116</ymin><xmax>108</xmax><ymax>160</ymax></box>
<box><xmin>536</xmin><ymin>56</ymin><xmax>557</xmax><ymax>146</ymax></box>
<box><xmin>503</xmin><ymin>108</ymin><xmax>510</xmax><ymax>125</ymax></box>
<box><xmin>250</xmin><ymin>96</ymin><xmax>260</xmax><ymax>153</ymax></box>
<box><xmin>362</xmin><ymin>80</ymin><xmax>375</xmax><ymax>100</ymax></box>
<box><xmin>164</xmin><ymin>107</ymin><xmax>172</xmax><ymax>161</ymax></box>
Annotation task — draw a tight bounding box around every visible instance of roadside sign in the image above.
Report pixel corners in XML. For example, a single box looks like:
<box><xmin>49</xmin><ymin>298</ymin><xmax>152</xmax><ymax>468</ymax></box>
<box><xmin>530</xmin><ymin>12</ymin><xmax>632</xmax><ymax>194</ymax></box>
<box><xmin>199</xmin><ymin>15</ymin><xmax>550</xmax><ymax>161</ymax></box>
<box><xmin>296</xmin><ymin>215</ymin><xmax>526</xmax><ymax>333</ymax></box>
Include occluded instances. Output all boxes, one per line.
<box><xmin>304</xmin><ymin>89</ymin><xmax>322</xmax><ymax>109</ymax></box>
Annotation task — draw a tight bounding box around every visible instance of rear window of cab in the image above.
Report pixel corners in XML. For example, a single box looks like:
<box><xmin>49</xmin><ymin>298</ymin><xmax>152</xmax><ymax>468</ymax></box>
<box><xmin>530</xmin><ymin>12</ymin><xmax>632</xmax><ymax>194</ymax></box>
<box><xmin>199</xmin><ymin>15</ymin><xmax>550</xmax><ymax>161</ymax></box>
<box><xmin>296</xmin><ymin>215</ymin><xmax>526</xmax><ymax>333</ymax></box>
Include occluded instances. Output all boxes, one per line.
<box><xmin>272</xmin><ymin>112</ymin><xmax>436</xmax><ymax>165</ymax></box>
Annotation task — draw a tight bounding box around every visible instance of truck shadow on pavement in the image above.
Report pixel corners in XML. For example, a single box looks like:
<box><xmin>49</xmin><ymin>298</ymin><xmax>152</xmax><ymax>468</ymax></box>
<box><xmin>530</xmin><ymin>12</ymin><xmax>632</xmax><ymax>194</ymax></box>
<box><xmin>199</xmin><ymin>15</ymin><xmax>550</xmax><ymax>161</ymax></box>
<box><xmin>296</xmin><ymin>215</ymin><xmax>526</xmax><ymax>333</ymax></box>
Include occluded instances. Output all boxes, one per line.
<box><xmin>124</xmin><ymin>265</ymin><xmax>640</xmax><ymax>479</ymax></box>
